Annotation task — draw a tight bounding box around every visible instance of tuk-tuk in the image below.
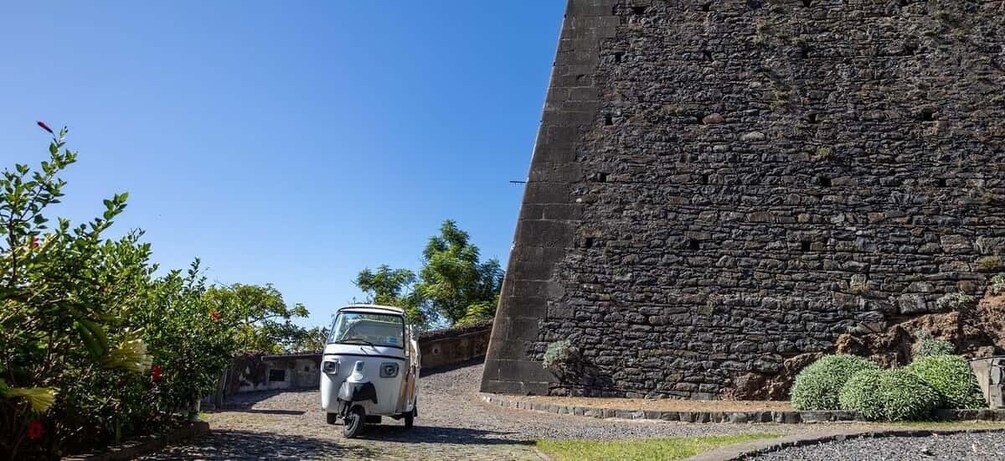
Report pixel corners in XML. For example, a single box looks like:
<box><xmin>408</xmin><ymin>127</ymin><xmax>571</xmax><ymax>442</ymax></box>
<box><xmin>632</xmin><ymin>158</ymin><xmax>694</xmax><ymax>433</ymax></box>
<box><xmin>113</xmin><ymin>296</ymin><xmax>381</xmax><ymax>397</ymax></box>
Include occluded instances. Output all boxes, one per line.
<box><xmin>320</xmin><ymin>304</ymin><xmax>420</xmax><ymax>437</ymax></box>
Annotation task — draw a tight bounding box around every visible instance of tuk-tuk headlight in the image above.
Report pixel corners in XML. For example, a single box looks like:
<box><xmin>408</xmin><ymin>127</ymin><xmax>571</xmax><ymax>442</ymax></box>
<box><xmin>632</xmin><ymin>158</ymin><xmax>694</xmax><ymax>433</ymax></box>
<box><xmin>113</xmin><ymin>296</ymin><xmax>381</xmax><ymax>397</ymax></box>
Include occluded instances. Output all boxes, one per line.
<box><xmin>322</xmin><ymin>360</ymin><xmax>339</xmax><ymax>374</ymax></box>
<box><xmin>380</xmin><ymin>362</ymin><xmax>399</xmax><ymax>378</ymax></box>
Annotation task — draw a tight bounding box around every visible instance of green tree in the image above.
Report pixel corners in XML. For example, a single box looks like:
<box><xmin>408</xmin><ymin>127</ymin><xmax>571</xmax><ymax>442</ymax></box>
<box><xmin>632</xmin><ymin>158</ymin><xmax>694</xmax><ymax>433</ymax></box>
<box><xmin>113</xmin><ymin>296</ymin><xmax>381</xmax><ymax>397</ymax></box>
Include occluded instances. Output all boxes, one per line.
<box><xmin>354</xmin><ymin>265</ymin><xmax>429</xmax><ymax>327</ymax></box>
<box><xmin>289</xmin><ymin>326</ymin><xmax>331</xmax><ymax>353</ymax></box>
<box><xmin>202</xmin><ymin>283</ymin><xmax>310</xmax><ymax>353</ymax></box>
<box><xmin>416</xmin><ymin>220</ymin><xmax>503</xmax><ymax>325</ymax></box>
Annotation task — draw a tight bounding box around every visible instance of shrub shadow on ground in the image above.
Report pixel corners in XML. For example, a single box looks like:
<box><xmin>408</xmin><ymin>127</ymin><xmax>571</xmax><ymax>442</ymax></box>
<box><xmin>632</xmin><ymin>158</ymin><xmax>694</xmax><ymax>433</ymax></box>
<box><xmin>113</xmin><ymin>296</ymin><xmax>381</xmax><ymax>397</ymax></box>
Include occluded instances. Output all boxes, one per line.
<box><xmin>141</xmin><ymin>429</ymin><xmax>376</xmax><ymax>460</ymax></box>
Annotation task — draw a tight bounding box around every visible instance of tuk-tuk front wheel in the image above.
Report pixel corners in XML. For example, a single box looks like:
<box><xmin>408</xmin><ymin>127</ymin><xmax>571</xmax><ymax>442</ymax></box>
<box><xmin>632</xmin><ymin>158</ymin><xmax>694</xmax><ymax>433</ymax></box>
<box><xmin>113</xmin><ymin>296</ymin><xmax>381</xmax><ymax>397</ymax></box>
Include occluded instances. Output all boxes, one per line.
<box><xmin>343</xmin><ymin>405</ymin><xmax>365</xmax><ymax>438</ymax></box>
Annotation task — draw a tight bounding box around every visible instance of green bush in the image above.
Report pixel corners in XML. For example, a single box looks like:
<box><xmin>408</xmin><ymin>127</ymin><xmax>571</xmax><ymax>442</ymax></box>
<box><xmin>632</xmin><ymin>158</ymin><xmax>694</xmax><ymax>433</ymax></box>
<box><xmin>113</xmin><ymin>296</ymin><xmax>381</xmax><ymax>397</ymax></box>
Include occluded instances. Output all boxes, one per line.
<box><xmin>906</xmin><ymin>355</ymin><xmax>986</xmax><ymax>409</ymax></box>
<box><xmin>1</xmin><ymin>127</ymin><xmax>316</xmax><ymax>459</ymax></box>
<box><xmin>542</xmin><ymin>340</ymin><xmax>578</xmax><ymax>370</ymax></box>
<box><xmin>839</xmin><ymin>369</ymin><xmax>941</xmax><ymax>421</ymax></box>
<box><xmin>837</xmin><ymin>370</ymin><xmax>886</xmax><ymax>420</ymax></box>
<box><xmin>790</xmin><ymin>354</ymin><xmax>880</xmax><ymax>410</ymax></box>
<box><xmin>990</xmin><ymin>273</ymin><xmax>1005</xmax><ymax>295</ymax></box>
<box><xmin>911</xmin><ymin>330</ymin><xmax>955</xmax><ymax>359</ymax></box>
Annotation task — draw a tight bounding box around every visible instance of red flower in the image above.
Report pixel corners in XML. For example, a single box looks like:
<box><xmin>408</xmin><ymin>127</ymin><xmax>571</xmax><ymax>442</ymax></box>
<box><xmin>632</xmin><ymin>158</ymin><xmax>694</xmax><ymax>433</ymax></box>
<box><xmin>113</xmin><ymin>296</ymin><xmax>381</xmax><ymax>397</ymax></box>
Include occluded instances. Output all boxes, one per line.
<box><xmin>209</xmin><ymin>310</ymin><xmax>221</xmax><ymax>320</ymax></box>
<box><xmin>151</xmin><ymin>364</ymin><xmax>162</xmax><ymax>382</ymax></box>
<box><xmin>36</xmin><ymin>120</ymin><xmax>53</xmax><ymax>134</ymax></box>
<box><xmin>29</xmin><ymin>236</ymin><xmax>39</xmax><ymax>249</ymax></box>
<box><xmin>26</xmin><ymin>419</ymin><xmax>44</xmax><ymax>440</ymax></box>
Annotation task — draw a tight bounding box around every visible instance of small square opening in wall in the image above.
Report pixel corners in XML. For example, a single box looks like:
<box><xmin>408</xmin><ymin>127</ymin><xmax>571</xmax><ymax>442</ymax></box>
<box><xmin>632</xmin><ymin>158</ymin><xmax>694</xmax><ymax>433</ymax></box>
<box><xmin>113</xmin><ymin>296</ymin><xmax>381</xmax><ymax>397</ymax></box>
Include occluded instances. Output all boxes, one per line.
<box><xmin>818</xmin><ymin>176</ymin><xmax>832</xmax><ymax>187</ymax></box>
<box><xmin>604</xmin><ymin>114</ymin><xmax>614</xmax><ymax>126</ymax></box>
<box><xmin>701</xmin><ymin>2</ymin><xmax>712</xmax><ymax>12</ymax></box>
<box><xmin>584</xmin><ymin>237</ymin><xmax>595</xmax><ymax>248</ymax></box>
<box><xmin>631</xmin><ymin>6</ymin><xmax>647</xmax><ymax>15</ymax></box>
<box><xmin>919</xmin><ymin>108</ymin><xmax>936</xmax><ymax>122</ymax></box>
<box><xmin>937</xmin><ymin>178</ymin><xmax>947</xmax><ymax>187</ymax></box>
<box><xmin>807</xmin><ymin>113</ymin><xmax>819</xmax><ymax>124</ymax></box>
<box><xmin>688</xmin><ymin>239</ymin><xmax>701</xmax><ymax>251</ymax></box>
<box><xmin>269</xmin><ymin>369</ymin><xmax>286</xmax><ymax>382</ymax></box>
<box><xmin>802</xmin><ymin>0</ymin><xmax>812</xmax><ymax>6</ymax></box>
<box><xmin>614</xmin><ymin>52</ymin><xmax>625</xmax><ymax>63</ymax></box>
<box><xmin>801</xmin><ymin>241</ymin><xmax>812</xmax><ymax>252</ymax></box>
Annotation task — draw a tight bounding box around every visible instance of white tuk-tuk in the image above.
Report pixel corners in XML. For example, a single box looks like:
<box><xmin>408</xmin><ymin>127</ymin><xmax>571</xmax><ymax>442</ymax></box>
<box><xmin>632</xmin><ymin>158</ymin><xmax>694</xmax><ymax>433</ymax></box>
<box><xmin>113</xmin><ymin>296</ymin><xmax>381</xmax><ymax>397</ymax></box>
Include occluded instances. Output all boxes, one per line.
<box><xmin>320</xmin><ymin>304</ymin><xmax>420</xmax><ymax>438</ymax></box>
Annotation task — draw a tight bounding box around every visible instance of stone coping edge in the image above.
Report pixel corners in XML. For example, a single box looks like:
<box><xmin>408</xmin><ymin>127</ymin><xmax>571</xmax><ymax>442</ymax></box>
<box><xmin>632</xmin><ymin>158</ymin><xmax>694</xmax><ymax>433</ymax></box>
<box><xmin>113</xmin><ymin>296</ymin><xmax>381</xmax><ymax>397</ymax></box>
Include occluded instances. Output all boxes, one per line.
<box><xmin>692</xmin><ymin>427</ymin><xmax>1005</xmax><ymax>461</ymax></box>
<box><xmin>480</xmin><ymin>393</ymin><xmax>1005</xmax><ymax>424</ymax></box>
<box><xmin>63</xmin><ymin>420</ymin><xmax>210</xmax><ymax>461</ymax></box>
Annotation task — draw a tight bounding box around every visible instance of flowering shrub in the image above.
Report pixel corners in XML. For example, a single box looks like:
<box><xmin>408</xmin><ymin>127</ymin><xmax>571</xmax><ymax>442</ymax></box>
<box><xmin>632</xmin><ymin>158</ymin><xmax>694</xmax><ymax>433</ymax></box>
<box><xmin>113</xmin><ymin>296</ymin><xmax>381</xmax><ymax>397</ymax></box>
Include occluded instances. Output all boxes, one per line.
<box><xmin>790</xmin><ymin>354</ymin><xmax>880</xmax><ymax>410</ymax></box>
<box><xmin>839</xmin><ymin>369</ymin><xmax>941</xmax><ymax>421</ymax></box>
<box><xmin>906</xmin><ymin>355</ymin><xmax>986</xmax><ymax>409</ymax></box>
<box><xmin>0</xmin><ymin>126</ymin><xmax>297</xmax><ymax>459</ymax></box>
<box><xmin>542</xmin><ymin>340</ymin><xmax>579</xmax><ymax>370</ymax></box>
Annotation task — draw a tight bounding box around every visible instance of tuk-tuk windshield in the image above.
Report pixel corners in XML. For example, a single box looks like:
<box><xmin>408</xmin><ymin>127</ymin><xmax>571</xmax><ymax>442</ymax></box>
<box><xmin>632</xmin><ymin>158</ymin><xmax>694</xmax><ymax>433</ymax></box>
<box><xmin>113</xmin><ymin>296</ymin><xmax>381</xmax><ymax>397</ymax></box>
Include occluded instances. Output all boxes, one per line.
<box><xmin>328</xmin><ymin>311</ymin><xmax>405</xmax><ymax>348</ymax></box>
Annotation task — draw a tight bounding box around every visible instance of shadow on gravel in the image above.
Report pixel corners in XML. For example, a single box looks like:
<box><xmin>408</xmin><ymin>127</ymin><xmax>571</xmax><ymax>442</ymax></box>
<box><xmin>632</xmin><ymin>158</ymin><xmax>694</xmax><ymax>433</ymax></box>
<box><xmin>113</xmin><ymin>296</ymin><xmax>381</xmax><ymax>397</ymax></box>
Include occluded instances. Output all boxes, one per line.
<box><xmin>359</xmin><ymin>425</ymin><xmax>533</xmax><ymax>446</ymax></box>
<box><xmin>215</xmin><ymin>388</ymin><xmax>317</xmax><ymax>409</ymax></box>
<box><xmin>143</xmin><ymin>429</ymin><xmax>376</xmax><ymax>460</ymax></box>
<box><xmin>226</xmin><ymin>409</ymin><xmax>307</xmax><ymax>416</ymax></box>
<box><xmin>420</xmin><ymin>357</ymin><xmax>486</xmax><ymax>377</ymax></box>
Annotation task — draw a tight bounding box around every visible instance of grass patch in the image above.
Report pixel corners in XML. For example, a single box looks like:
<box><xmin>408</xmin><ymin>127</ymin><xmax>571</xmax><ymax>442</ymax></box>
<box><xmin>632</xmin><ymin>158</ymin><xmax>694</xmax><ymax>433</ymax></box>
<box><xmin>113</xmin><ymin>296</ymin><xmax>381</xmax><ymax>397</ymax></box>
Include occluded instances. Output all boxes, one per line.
<box><xmin>536</xmin><ymin>433</ymin><xmax>779</xmax><ymax>461</ymax></box>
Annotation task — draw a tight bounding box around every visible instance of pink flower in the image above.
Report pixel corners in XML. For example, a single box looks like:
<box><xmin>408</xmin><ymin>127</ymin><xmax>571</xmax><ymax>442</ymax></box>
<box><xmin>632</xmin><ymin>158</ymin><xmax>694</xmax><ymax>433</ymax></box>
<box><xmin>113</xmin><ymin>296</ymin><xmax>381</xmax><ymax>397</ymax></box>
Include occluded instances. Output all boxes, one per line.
<box><xmin>151</xmin><ymin>364</ymin><xmax>162</xmax><ymax>382</ymax></box>
<box><xmin>36</xmin><ymin>120</ymin><xmax>53</xmax><ymax>134</ymax></box>
<box><xmin>30</xmin><ymin>236</ymin><xmax>39</xmax><ymax>249</ymax></box>
<box><xmin>27</xmin><ymin>419</ymin><xmax>44</xmax><ymax>440</ymax></box>
<box><xmin>209</xmin><ymin>310</ymin><xmax>221</xmax><ymax>320</ymax></box>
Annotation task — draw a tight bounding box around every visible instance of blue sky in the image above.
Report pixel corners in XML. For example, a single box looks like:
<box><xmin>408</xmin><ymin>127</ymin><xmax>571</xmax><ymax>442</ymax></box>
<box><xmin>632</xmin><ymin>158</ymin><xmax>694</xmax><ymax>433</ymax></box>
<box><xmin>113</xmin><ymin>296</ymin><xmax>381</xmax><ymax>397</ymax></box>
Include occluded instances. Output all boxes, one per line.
<box><xmin>0</xmin><ymin>1</ymin><xmax>566</xmax><ymax>327</ymax></box>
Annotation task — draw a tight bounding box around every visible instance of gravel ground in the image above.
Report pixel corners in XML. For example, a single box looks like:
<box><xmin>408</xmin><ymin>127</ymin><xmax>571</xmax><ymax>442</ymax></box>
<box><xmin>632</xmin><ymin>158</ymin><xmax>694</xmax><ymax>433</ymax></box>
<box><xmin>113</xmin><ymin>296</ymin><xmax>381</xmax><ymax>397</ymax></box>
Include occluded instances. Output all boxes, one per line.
<box><xmin>143</xmin><ymin>361</ymin><xmax>997</xmax><ymax>460</ymax></box>
<box><xmin>752</xmin><ymin>432</ymin><xmax>1005</xmax><ymax>460</ymax></box>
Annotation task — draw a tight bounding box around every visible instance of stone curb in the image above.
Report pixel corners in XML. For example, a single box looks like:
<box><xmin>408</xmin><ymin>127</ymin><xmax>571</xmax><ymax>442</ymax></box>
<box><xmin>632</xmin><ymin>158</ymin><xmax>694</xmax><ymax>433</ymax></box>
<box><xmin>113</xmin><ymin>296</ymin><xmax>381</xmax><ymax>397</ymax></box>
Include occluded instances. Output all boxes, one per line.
<box><xmin>690</xmin><ymin>428</ymin><xmax>1005</xmax><ymax>461</ymax></box>
<box><xmin>63</xmin><ymin>420</ymin><xmax>210</xmax><ymax>461</ymax></box>
<box><xmin>480</xmin><ymin>393</ymin><xmax>1005</xmax><ymax>424</ymax></box>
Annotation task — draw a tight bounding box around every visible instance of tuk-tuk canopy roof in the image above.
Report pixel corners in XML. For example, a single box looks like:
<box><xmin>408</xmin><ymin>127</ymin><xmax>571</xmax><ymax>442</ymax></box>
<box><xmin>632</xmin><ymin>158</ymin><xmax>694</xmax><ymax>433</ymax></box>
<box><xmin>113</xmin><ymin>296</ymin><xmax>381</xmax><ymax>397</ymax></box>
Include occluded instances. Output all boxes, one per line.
<box><xmin>336</xmin><ymin>304</ymin><xmax>406</xmax><ymax>317</ymax></box>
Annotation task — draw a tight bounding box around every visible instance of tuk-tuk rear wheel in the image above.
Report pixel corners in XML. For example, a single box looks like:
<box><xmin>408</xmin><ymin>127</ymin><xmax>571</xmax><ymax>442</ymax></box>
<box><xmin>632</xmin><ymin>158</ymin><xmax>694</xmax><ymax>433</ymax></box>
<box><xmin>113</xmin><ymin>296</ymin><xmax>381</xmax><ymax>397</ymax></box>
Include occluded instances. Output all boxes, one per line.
<box><xmin>343</xmin><ymin>406</ymin><xmax>365</xmax><ymax>438</ymax></box>
<box><xmin>404</xmin><ymin>410</ymin><xmax>414</xmax><ymax>429</ymax></box>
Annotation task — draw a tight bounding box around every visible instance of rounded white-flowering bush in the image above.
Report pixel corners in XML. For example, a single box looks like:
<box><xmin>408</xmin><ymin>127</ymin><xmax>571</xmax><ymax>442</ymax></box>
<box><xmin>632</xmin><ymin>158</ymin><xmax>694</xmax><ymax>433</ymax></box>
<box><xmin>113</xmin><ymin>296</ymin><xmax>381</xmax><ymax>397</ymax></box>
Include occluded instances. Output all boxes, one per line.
<box><xmin>542</xmin><ymin>339</ymin><xmax>578</xmax><ymax>370</ymax></box>
<box><xmin>840</xmin><ymin>369</ymin><xmax>941</xmax><ymax>421</ymax></box>
<box><xmin>906</xmin><ymin>355</ymin><xmax>986</xmax><ymax>409</ymax></box>
<box><xmin>790</xmin><ymin>354</ymin><xmax>880</xmax><ymax>410</ymax></box>
<box><xmin>837</xmin><ymin>369</ymin><xmax>886</xmax><ymax>420</ymax></box>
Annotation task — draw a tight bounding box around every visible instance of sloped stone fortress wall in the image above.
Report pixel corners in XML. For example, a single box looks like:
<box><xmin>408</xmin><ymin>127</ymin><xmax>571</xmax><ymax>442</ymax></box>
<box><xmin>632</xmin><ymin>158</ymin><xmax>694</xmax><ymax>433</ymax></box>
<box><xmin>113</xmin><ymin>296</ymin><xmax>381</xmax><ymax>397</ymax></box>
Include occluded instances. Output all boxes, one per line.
<box><xmin>482</xmin><ymin>0</ymin><xmax>1005</xmax><ymax>398</ymax></box>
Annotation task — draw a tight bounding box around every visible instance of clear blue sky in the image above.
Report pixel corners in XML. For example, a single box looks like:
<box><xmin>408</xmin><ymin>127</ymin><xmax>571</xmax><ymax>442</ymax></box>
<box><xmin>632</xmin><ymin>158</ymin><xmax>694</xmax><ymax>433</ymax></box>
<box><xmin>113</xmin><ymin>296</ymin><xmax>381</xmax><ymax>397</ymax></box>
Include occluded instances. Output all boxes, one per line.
<box><xmin>0</xmin><ymin>1</ymin><xmax>566</xmax><ymax>327</ymax></box>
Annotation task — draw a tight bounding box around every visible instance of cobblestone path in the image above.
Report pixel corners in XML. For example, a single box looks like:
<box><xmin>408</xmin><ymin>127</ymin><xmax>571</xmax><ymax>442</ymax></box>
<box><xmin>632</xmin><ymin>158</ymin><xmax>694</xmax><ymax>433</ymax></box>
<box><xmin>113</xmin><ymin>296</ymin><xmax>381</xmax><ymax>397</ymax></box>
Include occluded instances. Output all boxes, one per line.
<box><xmin>146</xmin><ymin>361</ymin><xmax>941</xmax><ymax>460</ymax></box>
<box><xmin>145</xmin><ymin>361</ymin><xmax>798</xmax><ymax>460</ymax></box>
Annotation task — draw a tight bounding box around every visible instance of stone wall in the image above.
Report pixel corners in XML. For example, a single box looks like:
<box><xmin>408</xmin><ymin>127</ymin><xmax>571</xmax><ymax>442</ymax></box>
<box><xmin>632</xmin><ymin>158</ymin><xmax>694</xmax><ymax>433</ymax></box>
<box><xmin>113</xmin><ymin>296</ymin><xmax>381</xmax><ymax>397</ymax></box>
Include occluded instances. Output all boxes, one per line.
<box><xmin>419</xmin><ymin>320</ymin><xmax>493</xmax><ymax>370</ymax></box>
<box><xmin>483</xmin><ymin>0</ymin><xmax>1005</xmax><ymax>398</ymax></box>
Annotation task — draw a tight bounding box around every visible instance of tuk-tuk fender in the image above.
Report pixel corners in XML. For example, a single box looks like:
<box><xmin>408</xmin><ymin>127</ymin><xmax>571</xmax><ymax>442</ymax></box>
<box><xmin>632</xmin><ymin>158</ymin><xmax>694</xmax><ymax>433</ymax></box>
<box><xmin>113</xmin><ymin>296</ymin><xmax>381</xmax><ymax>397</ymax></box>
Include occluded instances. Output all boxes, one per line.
<box><xmin>338</xmin><ymin>380</ymin><xmax>378</xmax><ymax>404</ymax></box>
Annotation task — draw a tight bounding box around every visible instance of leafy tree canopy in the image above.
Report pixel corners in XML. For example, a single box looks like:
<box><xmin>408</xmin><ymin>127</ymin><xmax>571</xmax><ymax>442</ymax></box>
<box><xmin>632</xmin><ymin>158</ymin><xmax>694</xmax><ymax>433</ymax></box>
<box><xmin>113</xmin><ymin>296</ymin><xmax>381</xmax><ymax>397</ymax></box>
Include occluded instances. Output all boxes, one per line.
<box><xmin>354</xmin><ymin>220</ymin><xmax>503</xmax><ymax>329</ymax></box>
<box><xmin>354</xmin><ymin>264</ymin><xmax>428</xmax><ymax>327</ymax></box>
<box><xmin>203</xmin><ymin>283</ymin><xmax>315</xmax><ymax>354</ymax></box>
